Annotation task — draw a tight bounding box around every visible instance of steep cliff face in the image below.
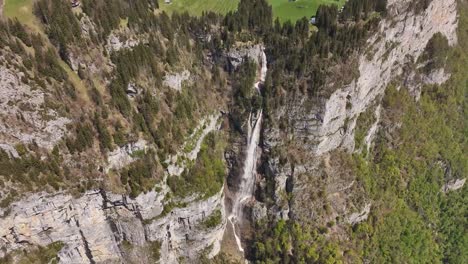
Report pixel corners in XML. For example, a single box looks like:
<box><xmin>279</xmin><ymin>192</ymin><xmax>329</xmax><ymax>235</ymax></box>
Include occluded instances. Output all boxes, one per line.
<box><xmin>264</xmin><ymin>0</ymin><xmax>458</xmax><ymax>224</ymax></box>
<box><xmin>0</xmin><ymin>115</ymin><xmax>226</xmax><ymax>263</ymax></box>
<box><xmin>316</xmin><ymin>0</ymin><xmax>457</xmax><ymax>155</ymax></box>
<box><xmin>0</xmin><ymin>189</ymin><xmax>226</xmax><ymax>263</ymax></box>
<box><xmin>0</xmin><ymin>65</ymin><xmax>71</xmax><ymax>151</ymax></box>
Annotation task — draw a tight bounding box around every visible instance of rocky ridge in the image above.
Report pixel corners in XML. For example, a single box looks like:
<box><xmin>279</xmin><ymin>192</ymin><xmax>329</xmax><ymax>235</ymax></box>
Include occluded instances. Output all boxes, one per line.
<box><xmin>0</xmin><ymin>66</ymin><xmax>71</xmax><ymax>151</ymax></box>
<box><xmin>264</xmin><ymin>0</ymin><xmax>459</xmax><ymax>224</ymax></box>
<box><xmin>0</xmin><ymin>114</ymin><xmax>226</xmax><ymax>263</ymax></box>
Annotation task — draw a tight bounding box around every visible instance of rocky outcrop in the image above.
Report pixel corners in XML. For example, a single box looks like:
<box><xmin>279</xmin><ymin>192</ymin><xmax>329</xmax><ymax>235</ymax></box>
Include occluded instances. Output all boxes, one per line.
<box><xmin>105</xmin><ymin>139</ymin><xmax>148</xmax><ymax>173</ymax></box>
<box><xmin>264</xmin><ymin>0</ymin><xmax>458</xmax><ymax>225</ymax></box>
<box><xmin>162</xmin><ymin>70</ymin><xmax>191</xmax><ymax>91</ymax></box>
<box><xmin>0</xmin><ymin>191</ymin><xmax>122</xmax><ymax>263</ymax></box>
<box><xmin>315</xmin><ymin>0</ymin><xmax>458</xmax><ymax>155</ymax></box>
<box><xmin>441</xmin><ymin>178</ymin><xmax>466</xmax><ymax>193</ymax></box>
<box><xmin>227</xmin><ymin>44</ymin><xmax>266</xmax><ymax>69</ymax></box>
<box><xmin>146</xmin><ymin>190</ymin><xmax>226</xmax><ymax>262</ymax></box>
<box><xmin>0</xmin><ymin>188</ymin><xmax>226</xmax><ymax>263</ymax></box>
<box><xmin>0</xmin><ymin>114</ymin><xmax>226</xmax><ymax>263</ymax></box>
<box><xmin>166</xmin><ymin>114</ymin><xmax>221</xmax><ymax>177</ymax></box>
<box><xmin>106</xmin><ymin>32</ymin><xmax>142</xmax><ymax>52</ymax></box>
<box><xmin>346</xmin><ymin>203</ymin><xmax>371</xmax><ymax>225</ymax></box>
<box><xmin>0</xmin><ymin>66</ymin><xmax>70</xmax><ymax>151</ymax></box>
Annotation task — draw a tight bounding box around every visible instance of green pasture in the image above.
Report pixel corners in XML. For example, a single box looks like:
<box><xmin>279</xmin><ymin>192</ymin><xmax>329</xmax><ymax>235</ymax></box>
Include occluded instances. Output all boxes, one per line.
<box><xmin>3</xmin><ymin>0</ymin><xmax>38</xmax><ymax>29</ymax></box>
<box><xmin>160</xmin><ymin>0</ymin><xmax>346</xmax><ymax>23</ymax></box>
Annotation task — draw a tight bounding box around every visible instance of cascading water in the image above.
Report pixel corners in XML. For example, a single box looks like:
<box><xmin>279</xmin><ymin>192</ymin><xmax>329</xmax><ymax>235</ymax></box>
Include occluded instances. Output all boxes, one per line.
<box><xmin>228</xmin><ymin>47</ymin><xmax>267</xmax><ymax>253</ymax></box>
<box><xmin>228</xmin><ymin>111</ymin><xmax>262</xmax><ymax>252</ymax></box>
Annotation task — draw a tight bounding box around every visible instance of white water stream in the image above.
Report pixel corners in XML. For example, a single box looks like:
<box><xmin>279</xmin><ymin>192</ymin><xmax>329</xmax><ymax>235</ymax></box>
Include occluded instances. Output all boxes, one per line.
<box><xmin>228</xmin><ymin>47</ymin><xmax>267</xmax><ymax>253</ymax></box>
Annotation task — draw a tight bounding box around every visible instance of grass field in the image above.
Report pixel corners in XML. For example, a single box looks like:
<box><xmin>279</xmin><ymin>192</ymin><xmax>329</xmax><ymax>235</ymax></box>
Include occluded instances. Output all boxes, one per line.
<box><xmin>160</xmin><ymin>0</ymin><xmax>346</xmax><ymax>23</ymax></box>
<box><xmin>3</xmin><ymin>0</ymin><xmax>39</xmax><ymax>29</ymax></box>
<box><xmin>160</xmin><ymin>0</ymin><xmax>239</xmax><ymax>17</ymax></box>
<box><xmin>269</xmin><ymin>0</ymin><xmax>345</xmax><ymax>22</ymax></box>
<box><xmin>3</xmin><ymin>0</ymin><xmax>345</xmax><ymax>25</ymax></box>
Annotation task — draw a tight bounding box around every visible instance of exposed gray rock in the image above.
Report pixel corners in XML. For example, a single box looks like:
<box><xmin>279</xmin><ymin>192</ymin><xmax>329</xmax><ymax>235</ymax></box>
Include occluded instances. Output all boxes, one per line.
<box><xmin>315</xmin><ymin>0</ymin><xmax>458</xmax><ymax>155</ymax></box>
<box><xmin>163</xmin><ymin>70</ymin><xmax>191</xmax><ymax>91</ymax></box>
<box><xmin>0</xmin><ymin>66</ymin><xmax>70</xmax><ymax>150</ymax></box>
<box><xmin>106</xmin><ymin>33</ymin><xmax>142</xmax><ymax>52</ymax></box>
<box><xmin>126</xmin><ymin>82</ymin><xmax>139</xmax><ymax>97</ymax></box>
<box><xmin>79</xmin><ymin>14</ymin><xmax>97</xmax><ymax>38</ymax></box>
<box><xmin>105</xmin><ymin>139</ymin><xmax>148</xmax><ymax>173</ymax></box>
<box><xmin>0</xmin><ymin>191</ymin><xmax>122</xmax><ymax>263</ymax></box>
<box><xmin>441</xmin><ymin>178</ymin><xmax>466</xmax><ymax>193</ymax></box>
<box><xmin>0</xmin><ymin>182</ymin><xmax>226</xmax><ymax>264</ymax></box>
<box><xmin>227</xmin><ymin>44</ymin><xmax>265</xmax><ymax>68</ymax></box>
<box><xmin>251</xmin><ymin>202</ymin><xmax>267</xmax><ymax>222</ymax></box>
<box><xmin>0</xmin><ymin>114</ymin><xmax>226</xmax><ymax>263</ymax></box>
<box><xmin>166</xmin><ymin>114</ymin><xmax>221</xmax><ymax>177</ymax></box>
<box><xmin>346</xmin><ymin>203</ymin><xmax>371</xmax><ymax>225</ymax></box>
<box><xmin>0</xmin><ymin>143</ymin><xmax>19</xmax><ymax>158</ymax></box>
<box><xmin>146</xmin><ymin>190</ymin><xmax>226</xmax><ymax>263</ymax></box>
<box><xmin>364</xmin><ymin>105</ymin><xmax>382</xmax><ymax>152</ymax></box>
<box><xmin>263</xmin><ymin>0</ymin><xmax>459</xmax><ymax>228</ymax></box>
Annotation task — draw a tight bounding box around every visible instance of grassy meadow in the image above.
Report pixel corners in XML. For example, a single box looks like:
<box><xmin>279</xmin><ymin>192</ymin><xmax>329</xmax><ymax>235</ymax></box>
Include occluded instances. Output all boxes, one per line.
<box><xmin>3</xmin><ymin>0</ymin><xmax>38</xmax><ymax>29</ymax></box>
<box><xmin>2</xmin><ymin>0</ymin><xmax>346</xmax><ymax>26</ymax></box>
<box><xmin>160</xmin><ymin>0</ymin><xmax>346</xmax><ymax>23</ymax></box>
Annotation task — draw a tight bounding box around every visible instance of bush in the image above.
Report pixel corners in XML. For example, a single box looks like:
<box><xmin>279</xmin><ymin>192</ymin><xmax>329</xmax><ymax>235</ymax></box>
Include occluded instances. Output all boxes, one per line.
<box><xmin>168</xmin><ymin>132</ymin><xmax>226</xmax><ymax>199</ymax></box>
<box><xmin>201</xmin><ymin>209</ymin><xmax>222</xmax><ymax>229</ymax></box>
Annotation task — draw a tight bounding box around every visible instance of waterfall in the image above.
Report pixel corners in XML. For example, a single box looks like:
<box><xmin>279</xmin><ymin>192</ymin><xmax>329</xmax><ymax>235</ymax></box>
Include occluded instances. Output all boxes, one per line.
<box><xmin>229</xmin><ymin>111</ymin><xmax>262</xmax><ymax>252</ymax></box>
<box><xmin>229</xmin><ymin>47</ymin><xmax>267</xmax><ymax>253</ymax></box>
<box><xmin>254</xmin><ymin>48</ymin><xmax>267</xmax><ymax>91</ymax></box>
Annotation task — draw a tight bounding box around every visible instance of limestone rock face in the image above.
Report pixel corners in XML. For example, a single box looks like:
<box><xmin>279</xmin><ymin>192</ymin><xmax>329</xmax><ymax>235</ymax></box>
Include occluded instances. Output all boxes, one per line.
<box><xmin>441</xmin><ymin>178</ymin><xmax>466</xmax><ymax>193</ymax></box>
<box><xmin>146</xmin><ymin>190</ymin><xmax>227</xmax><ymax>263</ymax></box>
<box><xmin>106</xmin><ymin>32</ymin><xmax>142</xmax><ymax>52</ymax></box>
<box><xmin>0</xmin><ymin>191</ymin><xmax>122</xmax><ymax>263</ymax></box>
<box><xmin>315</xmin><ymin>0</ymin><xmax>458</xmax><ymax>155</ymax></box>
<box><xmin>264</xmin><ymin>0</ymin><xmax>458</xmax><ymax>225</ymax></box>
<box><xmin>0</xmin><ymin>186</ymin><xmax>226</xmax><ymax>264</ymax></box>
<box><xmin>163</xmin><ymin>70</ymin><xmax>191</xmax><ymax>91</ymax></box>
<box><xmin>227</xmin><ymin>44</ymin><xmax>265</xmax><ymax>69</ymax></box>
<box><xmin>346</xmin><ymin>203</ymin><xmax>372</xmax><ymax>225</ymax></box>
<box><xmin>0</xmin><ymin>66</ymin><xmax>71</xmax><ymax>151</ymax></box>
<box><xmin>105</xmin><ymin>139</ymin><xmax>148</xmax><ymax>173</ymax></box>
<box><xmin>0</xmin><ymin>114</ymin><xmax>226</xmax><ymax>264</ymax></box>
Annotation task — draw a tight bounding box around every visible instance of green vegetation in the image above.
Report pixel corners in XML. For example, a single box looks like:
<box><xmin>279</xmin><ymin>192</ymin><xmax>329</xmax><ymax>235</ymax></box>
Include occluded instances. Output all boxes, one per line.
<box><xmin>160</xmin><ymin>0</ymin><xmax>346</xmax><ymax>23</ymax></box>
<box><xmin>201</xmin><ymin>209</ymin><xmax>222</xmax><ymax>229</ymax></box>
<box><xmin>65</xmin><ymin>122</ymin><xmax>94</xmax><ymax>153</ymax></box>
<box><xmin>148</xmin><ymin>241</ymin><xmax>162</xmax><ymax>261</ymax></box>
<box><xmin>350</xmin><ymin>6</ymin><xmax>468</xmax><ymax>261</ymax></box>
<box><xmin>35</xmin><ymin>0</ymin><xmax>82</xmax><ymax>47</ymax></box>
<box><xmin>252</xmin><ymin>1</ymin><xmax>466</xmax><ymax>263</ymax></box>
<box><xmin>167</xmin><ymin>132</ymin><xmax>226</xmax><ymax>199</ymax></box>
<box><xmin>0</xmin><ymin>144</ymin><xmax>69</xmax><ymax>202</ymax></box>
<box><xmin>269</xmin><ymin>0</ymin><xmax>345</xmax><ymax>23</ymax></box>
<box><xmin>418</xmin><ymin>32</ymin><xmax>450</xmax><ymax>73</ymax></box>
<box><xmin>253</xmin><ymin>220</ymin><xmax>342</xmax><ymax>263</ymax></box>
<box><xmin>354</xmin><ymin>105</ymin><xmax>376</xmax><ymax>150</ymax></box>
<box><xmin>0</xmin><ymin>241</ymin><xmax>63</xmax><ymax>264</ymax></box>
<box><xmin>119</xmin><ymin>149</ymin><xmax>161</xmax><ymax>197</ymax></box>
<box><xmin>160</xmin><ymin>0</ymin><xmax>239</xmax><ymax>17</ymax></box>
<box><xmin>3</xmin><ymin>0</ymin><xmax>38</xmax><ymax>29</ymax></box>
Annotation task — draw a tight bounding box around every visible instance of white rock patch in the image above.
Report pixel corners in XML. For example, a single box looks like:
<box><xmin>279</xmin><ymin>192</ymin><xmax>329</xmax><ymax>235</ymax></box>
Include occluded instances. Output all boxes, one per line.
<box><xmin>0</xmin><ymin>66</ymin><xmax>70</xmax><ymax>150</ymax></box>
<box><xmin>163</xmin><ymin>70</ymin><xmax>191</xmax><ymax>91</ymax></box>
<box><xmin>316</xmin><ymin>0</ymin><xmax>458</xmax><ymax>155</ymax></box>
